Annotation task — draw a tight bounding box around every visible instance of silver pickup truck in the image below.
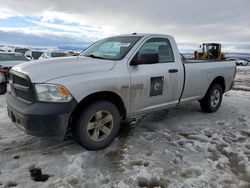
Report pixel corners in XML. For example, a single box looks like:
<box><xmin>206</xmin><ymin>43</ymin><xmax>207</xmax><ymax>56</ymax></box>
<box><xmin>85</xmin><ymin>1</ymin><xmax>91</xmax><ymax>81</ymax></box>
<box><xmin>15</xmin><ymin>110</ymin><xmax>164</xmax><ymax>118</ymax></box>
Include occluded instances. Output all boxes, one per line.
<box><xmin>7</xmin><ymin>34</ymin><xmax>236</xmax><ymax>150</ymax></box>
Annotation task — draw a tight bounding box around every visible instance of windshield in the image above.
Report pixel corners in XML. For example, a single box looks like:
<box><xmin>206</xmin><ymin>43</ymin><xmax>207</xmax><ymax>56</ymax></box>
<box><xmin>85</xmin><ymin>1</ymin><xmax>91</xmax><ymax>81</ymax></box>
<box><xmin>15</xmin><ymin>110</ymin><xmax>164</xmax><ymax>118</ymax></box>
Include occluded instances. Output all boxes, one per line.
<box><xmin>81</xmin><ymin>36</ymin><xmax>142</xmax><ymax>60</ymax></box>
<box><xmin>0</xmin><ymin>53</ymin><xmax>28</xmax><ymax>61</ymax></box>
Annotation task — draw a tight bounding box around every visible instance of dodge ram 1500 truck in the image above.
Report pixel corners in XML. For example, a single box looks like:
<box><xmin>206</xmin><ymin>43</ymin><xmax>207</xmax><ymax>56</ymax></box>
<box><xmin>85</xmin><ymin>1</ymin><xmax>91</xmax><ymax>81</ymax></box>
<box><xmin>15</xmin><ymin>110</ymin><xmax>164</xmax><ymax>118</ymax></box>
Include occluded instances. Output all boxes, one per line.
<box><xmin>7</xmin><ymin>34</ymin><xmax>236</xmax><ymax>150</ymax></box>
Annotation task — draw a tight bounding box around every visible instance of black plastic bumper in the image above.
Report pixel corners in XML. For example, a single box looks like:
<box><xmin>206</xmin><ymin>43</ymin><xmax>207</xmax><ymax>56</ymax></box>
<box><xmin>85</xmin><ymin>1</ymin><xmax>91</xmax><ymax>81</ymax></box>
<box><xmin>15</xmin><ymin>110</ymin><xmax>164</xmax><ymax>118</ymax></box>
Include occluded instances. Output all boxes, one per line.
<box><xmin>7</xmin><ymin>93</ymin><xmax>78</xmax><ymax>138</ymax></box>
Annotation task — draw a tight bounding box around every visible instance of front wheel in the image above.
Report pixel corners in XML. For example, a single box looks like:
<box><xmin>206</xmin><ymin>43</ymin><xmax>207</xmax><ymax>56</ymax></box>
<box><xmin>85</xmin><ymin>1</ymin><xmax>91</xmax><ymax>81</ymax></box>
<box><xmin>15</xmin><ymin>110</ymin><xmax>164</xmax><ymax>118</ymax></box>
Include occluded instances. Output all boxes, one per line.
<box><xmin>73</xmin><ymin>101</ymin><xmax>121</xmax><ymax>150</ymax></box>
<box><xmin>200</xmin><ymin>84</ymin><xmax>223</xmax><ymax>113</ymax></box>
<box><xmin>0</xmin><ymin>83</ymin><xmax>7</xmax><ymax>95</ymax></box>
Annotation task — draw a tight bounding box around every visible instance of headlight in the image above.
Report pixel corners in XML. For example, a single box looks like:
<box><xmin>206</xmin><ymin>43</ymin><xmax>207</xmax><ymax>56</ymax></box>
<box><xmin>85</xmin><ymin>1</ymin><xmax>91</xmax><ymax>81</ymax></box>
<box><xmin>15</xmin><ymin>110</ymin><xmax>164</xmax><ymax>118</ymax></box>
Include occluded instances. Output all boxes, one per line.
<box><xmin>35</xmin><ymin>84</ymin><xmax>73</xmax><ymax>102</ymax></box>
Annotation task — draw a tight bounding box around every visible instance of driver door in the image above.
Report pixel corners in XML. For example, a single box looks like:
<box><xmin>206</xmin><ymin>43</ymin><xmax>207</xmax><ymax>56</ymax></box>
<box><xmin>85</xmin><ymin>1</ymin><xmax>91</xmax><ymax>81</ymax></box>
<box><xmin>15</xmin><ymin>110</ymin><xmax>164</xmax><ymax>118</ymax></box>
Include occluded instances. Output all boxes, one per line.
<box><xmin>128</xmin><ymin>37</ymin><xmax>183</xmax><ymax>114</ymax></box>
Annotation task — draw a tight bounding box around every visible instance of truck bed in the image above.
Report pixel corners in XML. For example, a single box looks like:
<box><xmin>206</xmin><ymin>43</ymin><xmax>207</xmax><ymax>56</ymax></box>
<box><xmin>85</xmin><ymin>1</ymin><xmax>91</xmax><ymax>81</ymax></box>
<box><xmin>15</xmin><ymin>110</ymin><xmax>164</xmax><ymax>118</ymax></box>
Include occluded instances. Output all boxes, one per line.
<box><xmin>184</xmin><ymin>59</ymin><xmax>230</xmax><ymax>64</ymax></box>
<box><xmin>180</xmin><ymin>59</ymin><xmax>236</xmax><ymax>103</ymax></box>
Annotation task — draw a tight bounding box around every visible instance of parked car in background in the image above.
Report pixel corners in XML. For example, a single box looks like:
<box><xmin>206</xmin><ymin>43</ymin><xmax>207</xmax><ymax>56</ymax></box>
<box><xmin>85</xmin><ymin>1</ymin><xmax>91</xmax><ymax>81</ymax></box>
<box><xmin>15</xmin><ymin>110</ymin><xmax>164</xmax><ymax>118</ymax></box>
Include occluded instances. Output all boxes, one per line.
<box><xmin>39</xmin><ymin>51</ymin><xmax>72</xmax><ymax>59</ymax></box>
<box><xmin>226</xmin><ymin>58</ymin><xmax>248</xmax><ymax>66</ymax></box>
<box><xmin>13</xmin><ymin>47</ymin><xmax>30</xmax><ymax>55</ymax></box>
<box><xmin>0</xmin><ymin>52</ymin><xmax>29</xmax><ymax>94</ymax></box>
<box><xmin>25</xmin><ymin>50</ymin><xmax>44</xmax><ymax>60</ymax></box>
<box><xmin>0</xmin><ymin>46</ymin><xmax>14</xmax><ymax>52</ymax></box>
<box><xmin>68</xmin><ymin>51</ymin><xmax>80</xmax><ymax>56</ymax></box>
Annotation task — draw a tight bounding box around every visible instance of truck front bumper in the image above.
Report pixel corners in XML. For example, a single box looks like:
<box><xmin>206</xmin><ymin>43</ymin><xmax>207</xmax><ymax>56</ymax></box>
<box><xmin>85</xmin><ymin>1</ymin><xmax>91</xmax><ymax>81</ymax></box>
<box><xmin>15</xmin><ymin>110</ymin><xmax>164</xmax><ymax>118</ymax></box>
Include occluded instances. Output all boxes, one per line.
<box><xmin>7</xmin><ymin>93</ymin><xmax>78</xmax><ymax>138</ymax></box>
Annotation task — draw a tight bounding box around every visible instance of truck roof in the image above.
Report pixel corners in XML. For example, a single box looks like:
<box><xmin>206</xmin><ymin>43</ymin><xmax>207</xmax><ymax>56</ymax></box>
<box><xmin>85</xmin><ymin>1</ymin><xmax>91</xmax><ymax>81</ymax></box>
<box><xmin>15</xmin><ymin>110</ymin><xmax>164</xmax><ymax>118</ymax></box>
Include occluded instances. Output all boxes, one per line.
<box><xmin>110</xmin><ymin>33</ymin><xmax>173</xmax><ymax>38</ymax></box>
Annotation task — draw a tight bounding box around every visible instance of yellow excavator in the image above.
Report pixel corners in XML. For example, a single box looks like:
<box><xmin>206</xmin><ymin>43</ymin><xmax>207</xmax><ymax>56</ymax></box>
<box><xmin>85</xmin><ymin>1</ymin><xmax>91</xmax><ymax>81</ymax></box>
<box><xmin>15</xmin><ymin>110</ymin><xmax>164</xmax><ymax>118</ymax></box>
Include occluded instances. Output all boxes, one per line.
<box><xmin>194</xmin><ymin>43</ymin><xmax>225</xmax><ymax>60</ymax></box>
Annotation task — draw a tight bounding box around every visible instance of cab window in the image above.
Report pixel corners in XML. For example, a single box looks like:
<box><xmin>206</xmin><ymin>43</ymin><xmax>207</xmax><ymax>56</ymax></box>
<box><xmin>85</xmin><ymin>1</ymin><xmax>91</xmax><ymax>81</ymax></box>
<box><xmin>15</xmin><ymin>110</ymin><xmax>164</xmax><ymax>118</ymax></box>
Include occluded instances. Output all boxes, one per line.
<box><xmin>138</xmin><ymin>38</ymin><xmax>174</xmax><ymax>63</ymax></box>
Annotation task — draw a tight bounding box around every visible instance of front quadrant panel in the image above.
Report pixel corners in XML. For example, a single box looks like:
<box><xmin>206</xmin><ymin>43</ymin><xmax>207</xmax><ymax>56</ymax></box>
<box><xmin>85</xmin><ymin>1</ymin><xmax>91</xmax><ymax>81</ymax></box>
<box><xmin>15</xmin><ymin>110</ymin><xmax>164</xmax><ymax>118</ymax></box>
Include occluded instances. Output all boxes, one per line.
<box><xmin>150</xmin><ymin>76</ymin><xmax>164</xmax><ymax>97</ymax></box>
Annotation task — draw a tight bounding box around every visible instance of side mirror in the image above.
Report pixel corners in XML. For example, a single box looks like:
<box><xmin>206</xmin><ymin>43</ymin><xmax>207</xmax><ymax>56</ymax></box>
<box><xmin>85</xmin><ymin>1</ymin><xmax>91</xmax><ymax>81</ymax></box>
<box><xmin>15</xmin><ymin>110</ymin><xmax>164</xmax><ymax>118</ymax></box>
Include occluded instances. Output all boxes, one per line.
<box><xmin>131</xmin><ymin>53</ymin><xmax>159</xmax><ymax>66</ymax></box>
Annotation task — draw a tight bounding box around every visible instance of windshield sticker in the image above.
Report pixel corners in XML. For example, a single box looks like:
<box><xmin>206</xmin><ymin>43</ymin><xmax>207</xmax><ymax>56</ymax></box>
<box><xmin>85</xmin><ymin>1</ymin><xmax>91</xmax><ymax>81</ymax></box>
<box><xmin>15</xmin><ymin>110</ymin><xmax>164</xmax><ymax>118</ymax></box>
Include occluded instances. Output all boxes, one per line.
<box><xmin>114</xmin><ymin>43</ymin><xmax>131</xmax><ymax>48</ymax></box>
<box><xmin>120</xmin><ymin>43</ymin><xmax>131</xmax><ymax>47</ymax></box>
<box><xmin>113</xmin><ymin>43</ymin><xmax>131</xmax><ymax>48</ymax></box>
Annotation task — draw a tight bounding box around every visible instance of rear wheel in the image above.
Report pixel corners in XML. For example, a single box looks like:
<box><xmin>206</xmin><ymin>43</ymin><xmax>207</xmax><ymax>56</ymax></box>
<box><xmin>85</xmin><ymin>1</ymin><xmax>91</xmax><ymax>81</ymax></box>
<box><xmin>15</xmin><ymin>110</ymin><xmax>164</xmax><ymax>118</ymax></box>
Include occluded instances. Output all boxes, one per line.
<box><xmin>73</xmin><ymin>101</ymin><xmax>121</xmax><ymax>150</ymax></box>
<box><xmin>0</xmin><ymin>83</ymin><xmax>7</xmax><ymax>95</ymax></box>
<box><xmin>200</xmin><ymin>84</ymin><xmax>223</xmax><ymax>113</ymax></box>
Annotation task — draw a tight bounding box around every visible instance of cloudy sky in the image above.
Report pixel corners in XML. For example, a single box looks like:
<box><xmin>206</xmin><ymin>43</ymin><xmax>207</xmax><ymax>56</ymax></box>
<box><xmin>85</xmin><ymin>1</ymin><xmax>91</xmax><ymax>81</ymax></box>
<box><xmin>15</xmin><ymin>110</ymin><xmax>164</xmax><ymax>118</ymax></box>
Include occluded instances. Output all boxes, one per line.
<box><xmin>0</xmin><ymin>0</ymin><xmax>249</xmax><ymax>53</ymax></box>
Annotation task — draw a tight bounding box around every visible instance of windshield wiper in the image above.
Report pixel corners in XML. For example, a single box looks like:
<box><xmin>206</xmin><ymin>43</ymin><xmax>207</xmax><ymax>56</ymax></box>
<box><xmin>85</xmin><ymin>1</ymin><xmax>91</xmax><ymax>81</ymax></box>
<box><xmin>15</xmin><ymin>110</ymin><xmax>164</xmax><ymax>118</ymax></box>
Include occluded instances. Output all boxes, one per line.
<box><xmin>84</xmin><ymin>54</ymin><xmax>108</xmax><ymax>60</ymax></box>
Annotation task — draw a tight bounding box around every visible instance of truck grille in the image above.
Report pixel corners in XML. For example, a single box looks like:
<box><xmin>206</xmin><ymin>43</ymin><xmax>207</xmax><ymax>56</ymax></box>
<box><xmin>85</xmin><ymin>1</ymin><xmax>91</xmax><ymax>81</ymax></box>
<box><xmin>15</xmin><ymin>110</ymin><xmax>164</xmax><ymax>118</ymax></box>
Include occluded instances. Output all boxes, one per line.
<box><xmin>10</xmin><ymin>71</ymin><xmax>36</xmax><ymax>104</ymax></box>
<box><xmin>13</xmin><ymin>75</ymin><xmax>30</xmax><ymax>87</ymax></box>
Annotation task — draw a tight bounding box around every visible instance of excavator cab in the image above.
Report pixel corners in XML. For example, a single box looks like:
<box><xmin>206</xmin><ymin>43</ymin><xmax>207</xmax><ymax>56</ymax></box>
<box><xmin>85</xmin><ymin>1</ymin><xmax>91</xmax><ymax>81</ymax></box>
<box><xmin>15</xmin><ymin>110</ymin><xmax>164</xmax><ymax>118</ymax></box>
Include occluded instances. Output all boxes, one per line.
<box><xmin>195</xmin><ymin>43</ymin><xmax>225</xmax><ymax>60</ymax></box>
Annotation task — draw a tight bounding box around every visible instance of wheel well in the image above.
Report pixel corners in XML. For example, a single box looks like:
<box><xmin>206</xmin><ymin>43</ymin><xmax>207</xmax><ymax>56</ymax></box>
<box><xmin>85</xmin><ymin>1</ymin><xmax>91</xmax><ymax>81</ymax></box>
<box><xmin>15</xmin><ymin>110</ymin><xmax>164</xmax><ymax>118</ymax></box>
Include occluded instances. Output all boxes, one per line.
<box><xmin>71</xmin><ymin>91</ymin><xmax>127</xmax><ymax>121</ymax></box>
<box><xmin>209</xmin><ymin>76</ymin><xmax>226</xmax><ymax>93</ymax></box>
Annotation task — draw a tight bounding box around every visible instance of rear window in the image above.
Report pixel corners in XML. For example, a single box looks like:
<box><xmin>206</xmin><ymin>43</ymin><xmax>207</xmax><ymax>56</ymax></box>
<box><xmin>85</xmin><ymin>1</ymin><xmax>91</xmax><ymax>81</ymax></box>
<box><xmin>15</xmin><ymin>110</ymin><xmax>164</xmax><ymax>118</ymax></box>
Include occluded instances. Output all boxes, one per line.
<box><xmin>0</xmin><ymin>53</ymin><xmax>28</xmax><ymax>61</ymax></box>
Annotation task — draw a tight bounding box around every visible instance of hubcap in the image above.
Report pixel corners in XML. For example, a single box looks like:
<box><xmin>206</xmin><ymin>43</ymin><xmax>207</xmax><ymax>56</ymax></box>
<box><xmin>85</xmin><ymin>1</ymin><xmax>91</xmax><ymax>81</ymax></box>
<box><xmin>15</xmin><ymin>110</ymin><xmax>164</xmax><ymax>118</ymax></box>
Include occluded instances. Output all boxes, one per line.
<box><xmin>87</xmin><ymin>111</ymin><xmax>113</xmax><ymax>141</ymax></box>
<box><xmin>211</xmin><ymin>89</ymin><xmax>220</xmax><ymax>108</ymax></box>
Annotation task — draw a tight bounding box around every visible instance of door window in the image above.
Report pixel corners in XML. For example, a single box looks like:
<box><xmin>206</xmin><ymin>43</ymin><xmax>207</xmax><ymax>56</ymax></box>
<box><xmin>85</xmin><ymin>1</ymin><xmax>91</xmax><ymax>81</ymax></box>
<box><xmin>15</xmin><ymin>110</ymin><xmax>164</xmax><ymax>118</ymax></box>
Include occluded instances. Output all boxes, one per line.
<box><xmin>138</xmin><ymin>38</ymin><xmax>174</xmax><ymax>63</ymax></box>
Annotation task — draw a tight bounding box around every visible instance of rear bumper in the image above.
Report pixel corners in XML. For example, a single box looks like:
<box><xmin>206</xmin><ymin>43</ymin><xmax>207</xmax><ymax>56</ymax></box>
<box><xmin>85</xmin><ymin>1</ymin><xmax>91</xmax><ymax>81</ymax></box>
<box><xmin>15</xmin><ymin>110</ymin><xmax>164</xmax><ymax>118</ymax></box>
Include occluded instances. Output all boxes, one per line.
<box><xmin>7</xmin><ymin>93</ymin><xmax>77</xmax><ymax>138</ymax></box>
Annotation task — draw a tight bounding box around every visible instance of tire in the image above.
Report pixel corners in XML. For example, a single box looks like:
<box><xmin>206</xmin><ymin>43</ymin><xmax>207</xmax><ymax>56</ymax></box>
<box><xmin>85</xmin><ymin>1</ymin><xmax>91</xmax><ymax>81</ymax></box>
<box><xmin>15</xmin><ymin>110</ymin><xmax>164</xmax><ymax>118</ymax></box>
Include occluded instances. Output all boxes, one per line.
<box><xmin>0</xmin><ymin>83</ymin><xmax>7</xmax><ymax>95</ymax></box>
<box><xmin>72</xmin><ymin>101</ymin><xmax>121</xmax><ymax>150</ymax></box>
<box><xmin>200</xmin><ymin>84</ymin><xmax>223</xmax><ymax>113</ymax></box>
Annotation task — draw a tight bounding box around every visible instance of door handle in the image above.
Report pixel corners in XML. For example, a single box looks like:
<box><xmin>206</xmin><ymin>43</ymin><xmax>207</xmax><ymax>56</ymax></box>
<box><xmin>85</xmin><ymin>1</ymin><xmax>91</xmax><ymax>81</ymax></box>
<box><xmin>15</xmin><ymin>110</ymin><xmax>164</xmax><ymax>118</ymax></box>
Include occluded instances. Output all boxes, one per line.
<box><xmin>169</xmin><ymin>69</ymin><xmax>178</xmax><ymax>73</ymax></box>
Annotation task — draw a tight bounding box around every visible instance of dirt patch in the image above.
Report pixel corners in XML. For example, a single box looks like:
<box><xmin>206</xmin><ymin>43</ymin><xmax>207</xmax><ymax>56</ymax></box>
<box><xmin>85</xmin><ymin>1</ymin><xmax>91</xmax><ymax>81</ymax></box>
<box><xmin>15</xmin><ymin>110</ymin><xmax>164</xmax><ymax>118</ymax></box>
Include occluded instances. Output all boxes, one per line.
<box><xmin>241</xmin><ymin>130</ymin><xmax>250</xmax><ymax>137</ymax></box>
<box><xmin>29</xmin><ymin>167</ymin><xmax>51</xmax><ymax>182</ymax></box>
<box><xmin>105</xmin><ymin>149</ymin><xmax>126</xmax><ymax>173</ymax></box>
<box><xmin>137</xmin><ymin>177</ymin><xmax>168</xmax><ymax>188</ymax></box>
<box><xmin>180</xmin><ymin>167</ymin><xmax>202</xmax><ymax>179</ymax></box>
<box><xmin>67</xmin><ymin>176</ymin><xmax>80</xmax><ymax>186</ymax></box>
<box><xmin>130</xmin><ymin>160</ymin><xmax>150</xmax><ymax>167</ymax></box>
<box><xmin>118</xmin><ymin>125</ymin><xmax>133</xmax><ymax>139</ymax></box>
<box><xmin>178</xmin><ymin>132</ymin><xmax>192</xmax><ymax>138</ymax></box>
<box><xmin>216</xmin><ymin>144</ymin><xmax>250</xmax><ymax>183</ymax></box>
<box><xmin>105</xmin><ymin>149</ymin><xmax>125</xmax><ymax>161</ymax></box>
<box><xmin>238</xmin><ymin>117</ymin><xmax>247</xmax><ymax>123</ymax></box>
<box><xmin>6</xmin><ymin>182</ymin><xmax>18</xmax><ymax>187</ymax></box>
<box><xmin>226</xmin><ymin>153</ymin><xmax>250</xmax><ymax>183</ymax></box>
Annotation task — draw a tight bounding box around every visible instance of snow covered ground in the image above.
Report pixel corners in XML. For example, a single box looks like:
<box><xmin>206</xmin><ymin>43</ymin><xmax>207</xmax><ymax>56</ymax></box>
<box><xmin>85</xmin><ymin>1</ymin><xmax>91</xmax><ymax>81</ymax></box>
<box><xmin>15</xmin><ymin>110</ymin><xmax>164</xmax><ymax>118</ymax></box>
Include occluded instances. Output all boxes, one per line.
<box><xmin>0</xmin><ymin>67</ymin><xmax>249</xmax><ymax>188</ymax></box>
<box><xmin>235</xmin><ymin>66</ymin><xmax>250</xmax><ymax>91</ymax></box>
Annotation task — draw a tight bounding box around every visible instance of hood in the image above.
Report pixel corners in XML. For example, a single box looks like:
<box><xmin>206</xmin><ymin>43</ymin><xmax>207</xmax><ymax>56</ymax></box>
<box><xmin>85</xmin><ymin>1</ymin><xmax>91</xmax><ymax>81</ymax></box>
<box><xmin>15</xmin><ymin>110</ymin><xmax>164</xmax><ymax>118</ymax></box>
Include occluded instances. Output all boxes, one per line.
<box><xmin>11</xmin><ymin>56</ymin><xmax>116</xmax><ymax>83</ymax></box>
